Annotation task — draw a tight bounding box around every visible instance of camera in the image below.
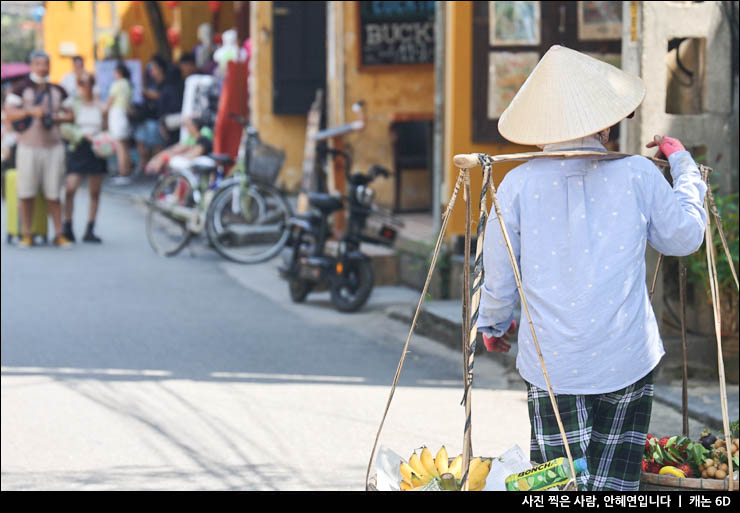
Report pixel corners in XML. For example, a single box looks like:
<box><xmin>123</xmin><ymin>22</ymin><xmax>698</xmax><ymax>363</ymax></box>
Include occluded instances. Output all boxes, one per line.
<box><xmin>41</xmin><ymin>113</ymin><xmax>54</xmax><ymax>130</ymax></box>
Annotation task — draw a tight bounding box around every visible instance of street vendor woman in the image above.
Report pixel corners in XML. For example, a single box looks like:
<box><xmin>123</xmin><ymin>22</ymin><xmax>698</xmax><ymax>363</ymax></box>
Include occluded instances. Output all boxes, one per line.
<box><xmin>477</xmin><ymin>46</ymin><xmax>707</xmax><ymax>491</ymax></box>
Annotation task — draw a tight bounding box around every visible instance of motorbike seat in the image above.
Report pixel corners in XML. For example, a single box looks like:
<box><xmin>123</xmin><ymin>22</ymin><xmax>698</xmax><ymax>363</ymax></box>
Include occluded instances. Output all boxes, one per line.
<box><xmin>308</xmin><ymin>193</ymin><xmax>344</xmax><ymax>214</ymax></box>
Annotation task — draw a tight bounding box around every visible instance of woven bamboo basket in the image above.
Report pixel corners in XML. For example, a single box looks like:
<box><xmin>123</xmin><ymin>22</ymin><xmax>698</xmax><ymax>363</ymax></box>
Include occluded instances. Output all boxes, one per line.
<box><xmin>640</xmin><ymin>472</ymin><xmax>739</xmax><ymax>491</ymax></box>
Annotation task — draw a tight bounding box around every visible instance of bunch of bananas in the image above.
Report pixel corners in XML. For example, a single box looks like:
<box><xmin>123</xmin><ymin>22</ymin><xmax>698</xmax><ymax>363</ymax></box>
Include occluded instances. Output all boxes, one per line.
<box><xmin>399</xmin><ymin>446</ymin><xmax>492</xmax><ymax>491</ymax></box>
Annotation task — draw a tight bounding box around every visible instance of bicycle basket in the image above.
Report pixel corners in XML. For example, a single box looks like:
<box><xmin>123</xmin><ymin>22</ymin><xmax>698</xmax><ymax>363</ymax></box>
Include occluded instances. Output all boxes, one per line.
<box><xmin>247</xmin><ymin>140</ymin><xmax>286</xmax><ymax>185</ymax></box>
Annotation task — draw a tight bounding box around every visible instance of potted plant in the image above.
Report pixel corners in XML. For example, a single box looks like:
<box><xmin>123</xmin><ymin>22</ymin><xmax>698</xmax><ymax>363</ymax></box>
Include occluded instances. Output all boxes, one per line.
<box><xmin>686</xmin><ymin>189</ymin><xmax>739</xmax><ymax>384</ymax></box>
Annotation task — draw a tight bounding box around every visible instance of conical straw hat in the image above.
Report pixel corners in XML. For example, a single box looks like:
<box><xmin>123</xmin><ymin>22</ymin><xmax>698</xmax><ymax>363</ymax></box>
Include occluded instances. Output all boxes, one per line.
<box><xmin>497</xmin><ymin>45</ymin><xmax>646</xmax><ymax>146</ymax></box>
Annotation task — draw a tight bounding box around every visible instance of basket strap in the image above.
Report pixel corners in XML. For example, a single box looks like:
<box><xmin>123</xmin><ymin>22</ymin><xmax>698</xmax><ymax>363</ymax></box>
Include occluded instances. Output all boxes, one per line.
<box><xmin>480</xmin><ymin>157</ymin><xmax>577</xmax><ymax>487</ymax></box>
<box><xmin>365</xmin><ymin>169</ymin><xmax>466</xmax><ymax>489</ymax></box>
<box><xmin>703</xmin><ymin>167</ymin><xmax>735</xmax><ymax>491</ymax></box>
<box><xmin>679</xmin><ymin>256</ymin><xmax>689</xmax><ymax>436</ymax></box>
<box><xmin>459</xmin><ymin>157</ymin><xmax>492</xmax><ymax>490</ymax></box>
<box><xmin>706</xmin><ymin>180</ymin><xmax>739</xmax><ymax>291</ymax></box>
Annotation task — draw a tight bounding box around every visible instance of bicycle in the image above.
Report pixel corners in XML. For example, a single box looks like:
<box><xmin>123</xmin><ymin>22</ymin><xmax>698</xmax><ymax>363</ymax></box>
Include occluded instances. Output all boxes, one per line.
<box><xmin>145</xmin><ymin>153</ymin><xmax>231</xmax><ymax>256</ymax></box>
<box><xmin>204</xmin><ymin>114</ymin><xmax>292</xmax><ymax>264</ymax></box>
<box><xmin>145</xmin><ymin>118</ymin><xmax>292</xmax><ymax>263</ymax></box>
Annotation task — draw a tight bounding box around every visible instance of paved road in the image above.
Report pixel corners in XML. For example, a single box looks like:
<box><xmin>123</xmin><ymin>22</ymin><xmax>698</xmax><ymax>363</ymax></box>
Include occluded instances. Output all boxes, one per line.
<box><xmin>0</xmin><ymin>183</ymin><xmax>714</xmax><ymax>491</ymax></box>
<box><xmin>1</xmin><ymin>184</ymin><xmax>532</xmax><ymax>491</ymax></box>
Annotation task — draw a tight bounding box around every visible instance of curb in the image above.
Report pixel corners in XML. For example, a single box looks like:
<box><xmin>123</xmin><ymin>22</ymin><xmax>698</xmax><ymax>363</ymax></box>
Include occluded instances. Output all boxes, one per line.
<box><xmin>652</xmin><ymin>383</ymin><xmax>739</xmax><ymax>432</ymax></box>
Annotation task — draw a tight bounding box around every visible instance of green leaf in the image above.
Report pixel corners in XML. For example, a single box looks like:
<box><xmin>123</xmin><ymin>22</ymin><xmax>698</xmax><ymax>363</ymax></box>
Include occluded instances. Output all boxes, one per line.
<box><xmin>687</xmin><ymin>443</ymin><xmax>709</xmax><ymax>466</ymax></box>
<box><xmin>666</xmin><ymin>446</ymin><xmax>683</xmax><ymax>464</ymax></box>
<box><xmin>654</xmin><ymin>447</ymin><xmax>665</xmax><ymax>465</ymax></box>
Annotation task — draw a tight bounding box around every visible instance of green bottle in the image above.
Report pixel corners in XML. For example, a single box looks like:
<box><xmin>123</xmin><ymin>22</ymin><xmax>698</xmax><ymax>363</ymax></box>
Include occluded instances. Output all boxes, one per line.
<box><xmin>505</xmin><ymin>457</ymin><xmax>588</xmax><ymax>491</ymax></box>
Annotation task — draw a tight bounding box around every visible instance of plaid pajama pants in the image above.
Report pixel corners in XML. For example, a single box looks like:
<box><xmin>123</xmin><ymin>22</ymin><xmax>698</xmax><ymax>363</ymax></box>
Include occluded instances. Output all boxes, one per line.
<box><xmin>526</xmin><ymin>370</ymin><xmax>654</xmax><ymax>491</ymax></box>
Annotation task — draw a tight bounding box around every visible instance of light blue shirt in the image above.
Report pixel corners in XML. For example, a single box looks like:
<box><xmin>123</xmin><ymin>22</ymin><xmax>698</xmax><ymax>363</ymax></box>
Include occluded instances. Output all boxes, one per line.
<box><xmin>478</xmin><ymin>136</ymin><xmax>707</xmax><ymax>394</ymax></box>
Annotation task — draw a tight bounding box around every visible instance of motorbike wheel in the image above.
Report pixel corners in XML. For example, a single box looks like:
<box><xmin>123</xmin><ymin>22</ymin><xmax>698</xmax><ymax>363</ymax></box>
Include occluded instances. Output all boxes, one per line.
<box><xmin>289</xmin><ymin>279</ymin><xmax>313</xmax><ymax>303</ymax></box>
<box><xmin>330</xmin><ymin>258</ymin><xmax>374</xmax><ymax>313</ymax></box>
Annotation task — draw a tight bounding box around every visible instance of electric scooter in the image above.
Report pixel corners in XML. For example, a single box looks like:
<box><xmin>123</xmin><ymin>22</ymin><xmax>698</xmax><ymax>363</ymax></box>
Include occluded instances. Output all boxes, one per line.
<box><xmin>278</xmin><ymin>148</ymin><xmax>401</xmax><ymax>312</ymax></box>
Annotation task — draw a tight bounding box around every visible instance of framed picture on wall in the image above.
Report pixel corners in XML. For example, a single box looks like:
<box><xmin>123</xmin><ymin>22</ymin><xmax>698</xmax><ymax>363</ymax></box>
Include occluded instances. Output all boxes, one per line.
<box><xmin>473</xmin><ymin>1</ymin><xmax>622</xmax><ymax>142</ymax></box>
<box><xmin>489</xmin><ymin>1</ymin><xmax>541</xmax><ymax>46</ymax></box>
<box><xmin>487</xmin><ymin>51</ymin><xmax>539</xmax><ymax>119</ymax></box>
<box><xmin>577</xmin><ymin>1</ymin><xmax>622</xmax><ymax>41</ymax></box>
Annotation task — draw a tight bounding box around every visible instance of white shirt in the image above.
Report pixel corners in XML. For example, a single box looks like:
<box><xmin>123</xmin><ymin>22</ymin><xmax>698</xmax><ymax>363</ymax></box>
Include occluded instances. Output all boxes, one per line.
<box><xmin>61</xmin><ymin>71</ymin><xmax>79</xmax><ymax>98</ymax></box>
<box><xmin>478</xmin><ymin>136</ymin><xmax>707</xmax><ymax>394</ymax></box>
<box><xmin>63</xmin><ymin>97</ymin><xmax>104</xmax><ymax>137</ymax></box>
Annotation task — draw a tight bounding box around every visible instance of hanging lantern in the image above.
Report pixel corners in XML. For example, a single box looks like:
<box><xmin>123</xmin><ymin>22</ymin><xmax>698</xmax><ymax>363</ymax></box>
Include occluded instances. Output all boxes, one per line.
<box><xmin>167</xmin><ymin>27</ymin><xmax>181</xmax><ymax>47</ymax></box>
<box><xmin>208</xmin><ymin>1</ymin><xmax>222</xmax><ymax>13</ymax></box>
<box><xmin>129</xmin><ymin>25</ymin><xmax>144</xmax><ymax>46</ymax></box>
<box><xmin>165</xmin><ymin>1</ymin><xmax>180</xmax><ymax>9</ymax></box>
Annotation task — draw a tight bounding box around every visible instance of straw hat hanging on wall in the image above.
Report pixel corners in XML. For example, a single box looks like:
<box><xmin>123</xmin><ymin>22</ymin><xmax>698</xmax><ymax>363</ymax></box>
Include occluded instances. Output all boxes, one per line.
<box><xmin>497</xmin><ymin>45</ymin><xmax>646</xmax><ymax>146</ymax></box>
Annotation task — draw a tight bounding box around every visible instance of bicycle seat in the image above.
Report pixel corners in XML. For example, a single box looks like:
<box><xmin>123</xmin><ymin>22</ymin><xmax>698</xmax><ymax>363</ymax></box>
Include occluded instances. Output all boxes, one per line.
<box><xmin>308</xmin><ymin>193</ymin><xmax>344</xmax><ymax>214</ymax></box>
<box><xmin>209</xmin><ymin>153</ymin><xmax>234</xmax><ymax>166</ymax></box>
<box><xmin>191</xmin><ymin>155</ymin><xmax>217</xmax><ymax>174</ymax></box>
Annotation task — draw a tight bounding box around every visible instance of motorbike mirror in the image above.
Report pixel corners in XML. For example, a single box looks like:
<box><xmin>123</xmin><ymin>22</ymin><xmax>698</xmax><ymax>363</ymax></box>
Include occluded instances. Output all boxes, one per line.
<box><xmin>369</xmin><ymin>165</ymin><xmax>390</xmax><ymax>178</ymax></box>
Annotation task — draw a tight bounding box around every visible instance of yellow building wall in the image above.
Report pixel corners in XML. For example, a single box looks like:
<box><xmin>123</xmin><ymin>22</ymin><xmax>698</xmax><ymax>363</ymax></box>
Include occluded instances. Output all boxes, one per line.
<box><xmin>249</xmin><ymin>0</ymin><xmax>308</xmax><ymax>190</ymax></box>
<box><xmin>44</xmin><ymin>1</ymin><xmax>96</xmax><ymax>83</ymax></box>
<box><xmin>45</xmin><ymin>1</ymin><xmax>237</xmax><ymax>84</ymax></box>
<box><xmin>443</xmin><ymin>1</ymin><xmax>534</xmax><ymax>237</ymax></box>
<box><xmin>249</xmin><ymin>1</ymin><xmax>436</xmax><ymax>200</ymax></box>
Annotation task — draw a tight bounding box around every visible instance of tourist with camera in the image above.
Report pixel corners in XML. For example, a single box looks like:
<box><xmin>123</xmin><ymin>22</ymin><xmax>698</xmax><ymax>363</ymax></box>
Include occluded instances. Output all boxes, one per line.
<box><xmin>2</xmin><ymin>50</ymin><xmax>74</xmax><ymax>248</ymax></box>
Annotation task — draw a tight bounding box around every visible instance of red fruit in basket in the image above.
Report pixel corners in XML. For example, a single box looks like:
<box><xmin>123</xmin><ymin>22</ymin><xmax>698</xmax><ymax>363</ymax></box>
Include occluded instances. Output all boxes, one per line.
<box><xmin>647</xmin><ymin>461</ymin><xmax>662</xmax><ymax>474</ymax></box>
<box><xmin>678</xmin><ymin>463</ymin><xmax>693</xmax><ymax>478</ymax></box>
<box><xmin>645</xmin><ymin>434</ymin><xmax>655</xmax><ymax>451</ymax></box>
<box><xmin>642</xmin><ymin>460</ymin><xmax>649</xmax><ymax>472</ymax></box>
<box><xmin>659</xmin><ymin>437</ymin><xmax>669</xmax><ymax>448</ymax></box>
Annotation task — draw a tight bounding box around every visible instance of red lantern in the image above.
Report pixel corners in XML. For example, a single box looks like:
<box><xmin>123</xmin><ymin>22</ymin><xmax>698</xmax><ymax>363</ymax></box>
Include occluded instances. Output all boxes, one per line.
<box><xmin>165</xmin><ymin>1</ymin><xmax>180</xmax><ymax>9</ymax></box>
<box><xmin>167</xmin><ymin>27</ymin><xmax>180</xmax><ymax>47</ymax></box>
<box><xmin>208</xmin><ymin>1</ymin><xmax>222</xmax><ymax>13</ymax></box>
<box><xmin>129</xmin><ymin>25</ymin><xmax>144</xmax><ymax>46</ymax></box>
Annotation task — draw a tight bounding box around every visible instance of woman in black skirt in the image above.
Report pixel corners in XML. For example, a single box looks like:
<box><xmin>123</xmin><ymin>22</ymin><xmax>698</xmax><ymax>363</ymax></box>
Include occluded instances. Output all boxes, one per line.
<box><xmin>62</xmin><ymin>73</ymin><xmax>107</xmax><ymax>243</ymax></box>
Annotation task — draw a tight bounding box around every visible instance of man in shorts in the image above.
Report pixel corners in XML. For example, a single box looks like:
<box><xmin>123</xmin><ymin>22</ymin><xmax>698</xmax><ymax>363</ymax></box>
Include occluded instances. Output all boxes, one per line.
<box><xmin>3</xmin><ymin>50</ymin><xmax>74</xmax><ymax>248</ymax></box>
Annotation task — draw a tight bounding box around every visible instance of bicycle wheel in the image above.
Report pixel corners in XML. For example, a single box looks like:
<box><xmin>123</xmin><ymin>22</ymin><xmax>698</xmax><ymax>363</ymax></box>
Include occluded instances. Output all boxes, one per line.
<box><xmin>146</xmin><ymin>172</ymin><xmax>195</xmax><ymax>256</ymax></box>
<box><xmin>206</xmin><ymin>181</ymin><xmax>291</xmax><ymax>264</ymax></box>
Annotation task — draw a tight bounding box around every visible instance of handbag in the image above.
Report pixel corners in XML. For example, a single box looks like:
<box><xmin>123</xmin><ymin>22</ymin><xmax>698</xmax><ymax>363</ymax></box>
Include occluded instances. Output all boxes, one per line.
<box><xmin>11</xmin><ymin>86</ymin><xmax>49</xmax><ymax>133</ymax></box>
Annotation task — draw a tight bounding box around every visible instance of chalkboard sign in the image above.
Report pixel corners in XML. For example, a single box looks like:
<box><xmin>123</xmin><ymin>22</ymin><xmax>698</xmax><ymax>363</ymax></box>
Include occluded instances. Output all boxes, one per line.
<box><xmin>358</xmin><ymin>1</ymin><xmax>435</xmax><ymax>68</ymax></box>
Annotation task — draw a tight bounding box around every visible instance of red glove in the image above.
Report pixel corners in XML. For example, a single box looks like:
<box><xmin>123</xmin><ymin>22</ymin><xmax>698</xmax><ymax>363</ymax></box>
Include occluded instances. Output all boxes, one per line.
<box><xmin>482</xmin><ymin>320</ymin><xmax>517</xmax><ymax>353</ymax></box>
<box><xmin>646</xmin><ymin>136</ymin><xmax>685</xmax><ymax>159</ymax></box>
